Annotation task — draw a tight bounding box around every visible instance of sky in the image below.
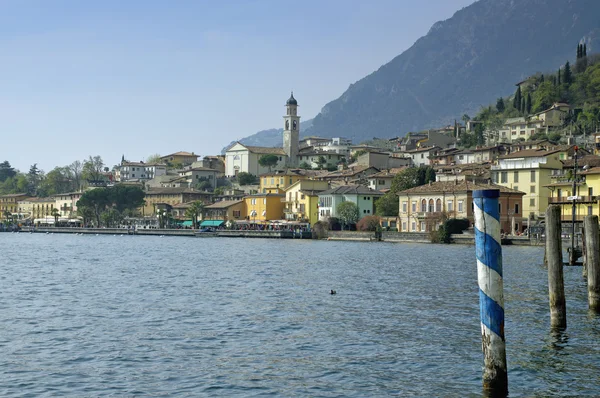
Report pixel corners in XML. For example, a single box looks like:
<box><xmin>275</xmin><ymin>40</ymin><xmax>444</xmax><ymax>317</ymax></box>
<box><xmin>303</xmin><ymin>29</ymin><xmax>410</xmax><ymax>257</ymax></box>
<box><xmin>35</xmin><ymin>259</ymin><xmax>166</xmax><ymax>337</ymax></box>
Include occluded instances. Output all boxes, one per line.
<box><xmin>0</xmin><ymin>0</ymin><xmax>475</xmax><ymax>173</ymax></box>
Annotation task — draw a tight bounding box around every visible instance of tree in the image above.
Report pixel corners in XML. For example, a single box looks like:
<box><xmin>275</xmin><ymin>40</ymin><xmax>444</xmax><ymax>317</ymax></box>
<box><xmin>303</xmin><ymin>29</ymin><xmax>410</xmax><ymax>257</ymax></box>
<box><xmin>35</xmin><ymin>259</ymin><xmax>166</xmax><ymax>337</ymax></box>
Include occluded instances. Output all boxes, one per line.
<box><xmin>109</xmin><ymin>185</ymin><xmax>146</xmax><ymax>214</ymax></box>
<box><xmin>336</xmin><ymin>201</ymin><xmax>359</xmax><ymax>230</ymax></box>
<box><xmin>38</xmin><ymin>167</ymin><xmax>71</xmax><ymax>197</ymax></box>
<box><xmin>390</xmin><ymin>168</ymin><xmax>420</xmax><ymax>193</ymax></box>
<box><xmin>0</xmin><ymin>161</ymin><xmax>16</xmax><ymax>182</ymax></box>
<box><xmin>496</xmin><ymin>98</ymin><xmax>505</xmax><ymax>113</ymax></box>
<box><xmin>316</xmin><ymin>156</ymin><xmax>327</xmax><ymax>170</ymax></box>
<box><xmin>531</xmin><ymin>81</ymin><xmax>558</xmax><ymax>113</ymax></box>
<box><xmin>51</xmin><ymin>208</ymin><xmax>60</xmax><ymax>226</ymax></box>
<box><xmin>525</xmin><ymin>92</ymin><xmax>532</xmax><ymax>114</ymax></box>
<box><xmin>513</xmin><ymin>86</ymin><xmax>522</xmax><ymax>110</ymax></box>
<box><xmin>146</xmin><ymin>153</ymin><xmax>162</xmax><ymax>164</ymax></box>
<box><xmin>557</xmin><ymin>69</ymin><xmax>561</xmax><ymax>85</ymax></box>
<box><xmin>520</xmin><ymin>97</ymin><xmax>526</xmax><ymax>114</ymax></box>
<box><xmin>68</xmin><ymin>160</ymin><xmax>83</xmax><ymax>191</ymax></box>
<box><xmin>258</xmin><ymin>154</ymin><xmax>279</xmax><ymax>172</ymax></box>
<box><xmin>237</xmin><ymin>172</ymin><xmax>257</xmax><ymax>186</ymax></box>
<box><xmin>461</xmin><ymin>114</ymin><xmax>471</xmax><ymax>125</ymax></box>
<box><xmin>184</xmin><ymin>201</ymin><xmax>205</xmax><ymax>229</ymax></box>
<box><xmin>356</xmin><ymin>215</ymin><xmax>381</xmax><ymax>231</ymax></box>
<box><xmin>299</xmin><ymin>161</ymin><xmax>311</xmax><ymax>170</ymax></box>
<box><xmin>27</xmin><ymin>164</ymin><xmax>43</xmax><ymax>195</ymax></box>
<box><xmin>195</xmin><ymin>180</ymin><xmax>213</xmax><ymax>191</ymax></box>
<box><xmin>82</xmin><ymin>155</ymin><xmax>105</xmax><ymax>184</ymax></box>
<box><xmin>563</xmin><ymin>61</ymin><xmax>572</xmax><ymax>85</ymax></box>
<box><xmin>584</xmin><ymin>43</ymin><xmax>587</xmax><ymax>57</ymax></box>
<box><xmin>578</xmin><ymin>44</ymin><xmax>583</xmax><ymax>59</ymax></box>
<box><xmin>375</xmin><ymin>192</ymin><xmax>399</xmax><ymax>216</ymax></box>
<box><xmin>78</xmin><ymin>188</ymin><xmax>110</xmax><ymax>226</ymax></box>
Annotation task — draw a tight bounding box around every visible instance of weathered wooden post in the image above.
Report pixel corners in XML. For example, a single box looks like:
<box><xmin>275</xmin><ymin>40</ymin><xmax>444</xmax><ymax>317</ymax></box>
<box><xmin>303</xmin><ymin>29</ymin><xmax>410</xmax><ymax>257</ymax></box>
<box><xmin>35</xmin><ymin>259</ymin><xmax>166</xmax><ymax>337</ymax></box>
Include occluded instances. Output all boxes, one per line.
<box><xmin>473</xmin><ymin>189</ymin><xmax>508</xmax><ymax>395</ymax></box>
<box><xmin>545</xmin><ymin>205</ymin><xmax>567</xmax><ymax>329</ymax></box>
<box><xmin>584</xmin><ymin>215</ymin><xmax>600</xmax><ymax>312</ymax></box>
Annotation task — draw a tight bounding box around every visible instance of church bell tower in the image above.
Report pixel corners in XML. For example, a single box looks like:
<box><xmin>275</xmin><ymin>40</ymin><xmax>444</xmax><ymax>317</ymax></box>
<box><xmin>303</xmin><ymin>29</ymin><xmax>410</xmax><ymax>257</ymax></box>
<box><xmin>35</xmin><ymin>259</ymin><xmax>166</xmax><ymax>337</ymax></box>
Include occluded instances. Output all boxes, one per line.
<box><xmin>283</xmin><ymin>92</ymin><xmax>300</xmax><ymax>167</ymax></box>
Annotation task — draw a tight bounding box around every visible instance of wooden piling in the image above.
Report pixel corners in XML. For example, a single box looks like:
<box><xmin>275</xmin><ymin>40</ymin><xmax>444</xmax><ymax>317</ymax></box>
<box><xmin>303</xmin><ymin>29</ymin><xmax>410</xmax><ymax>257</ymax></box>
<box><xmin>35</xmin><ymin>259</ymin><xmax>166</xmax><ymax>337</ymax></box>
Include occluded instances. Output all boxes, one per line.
<box><xmin>545</xmin><ymin>205</ymin><xmax>567</xmax><ymax>329</ymax></box>
<box><xmin>473</xmin><ymin>189</ymin><xmax>508</xmax><ymax>395</ymax></box>
<box><xmin>584</xmin><ymin>215</ymin><xmax>600</xmax><ymax>312</ymax></box>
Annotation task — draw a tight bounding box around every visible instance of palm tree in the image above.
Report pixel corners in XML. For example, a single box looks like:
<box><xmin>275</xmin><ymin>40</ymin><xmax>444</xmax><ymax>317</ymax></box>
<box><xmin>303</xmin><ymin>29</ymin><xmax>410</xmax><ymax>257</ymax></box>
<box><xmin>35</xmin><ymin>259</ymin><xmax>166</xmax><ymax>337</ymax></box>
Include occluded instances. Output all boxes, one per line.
<box><xmin>51</xmin><ymin>208</ymin><xmax>60</xmax><ymax>227</ymax></box>
<box><xmin>185</xmin><ymin>201</ymin><xmax>205</xmax><ymax>229</ymax></box>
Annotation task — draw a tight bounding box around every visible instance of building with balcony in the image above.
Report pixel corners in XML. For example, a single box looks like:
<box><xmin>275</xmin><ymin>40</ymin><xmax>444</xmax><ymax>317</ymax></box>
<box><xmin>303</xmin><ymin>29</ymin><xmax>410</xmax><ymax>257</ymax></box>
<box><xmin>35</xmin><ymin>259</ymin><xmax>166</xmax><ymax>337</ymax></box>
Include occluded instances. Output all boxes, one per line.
<box><xmin>282</xmin><ymin>180</ymin><xmax>329</xmax><ymax>224</ymax></box>
<box><xmin>259</xmin><ymin>169</ymin><xmax>321</xmax><ymax>194</ymax></box>
<box><xmin>397</xmin><ymin>180</ymin><xmax>524</xmax><ymax>234</ymax></box>
<box><xmin>491</xmin><ymin>146</ymin><xmax>575</xmax><ymax>220</ymax></box>
<box><xmin>317</xmin><ymin>185</ymin><xmax>383</xmax><ymax>222</ymax></box>
<box><xmin>116</xmin><ymin>161</ymin><xmax>167</xmax><ymax>182</ymax></box>
<box><xmin>204</xmin><ymin>200</ymin><xmax>246</xmax><ymax>222</ymax></box>
<box><xmin>159</xmin><ymin>151</ymin><xmax>200</xmax><ymax>167</ymax></box>
<box><xmin>0</xmin><ymin>193</ymin><xmax>28</xmax><ymax>220</ymax></box>
<box><xmin>178</xmin><ymin>167</ymin><xmax>219</xmax><ymax>189</ymax></box>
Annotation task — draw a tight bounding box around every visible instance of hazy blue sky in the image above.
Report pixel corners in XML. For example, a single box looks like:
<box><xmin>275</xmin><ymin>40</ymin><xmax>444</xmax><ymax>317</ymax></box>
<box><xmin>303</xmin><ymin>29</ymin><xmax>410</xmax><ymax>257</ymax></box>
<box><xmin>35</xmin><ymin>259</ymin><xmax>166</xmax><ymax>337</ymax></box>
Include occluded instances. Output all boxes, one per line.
<box><xmin>1</xmin><ymin>0</ymin><xmax>475</xmax><ymax>172</ymax></box>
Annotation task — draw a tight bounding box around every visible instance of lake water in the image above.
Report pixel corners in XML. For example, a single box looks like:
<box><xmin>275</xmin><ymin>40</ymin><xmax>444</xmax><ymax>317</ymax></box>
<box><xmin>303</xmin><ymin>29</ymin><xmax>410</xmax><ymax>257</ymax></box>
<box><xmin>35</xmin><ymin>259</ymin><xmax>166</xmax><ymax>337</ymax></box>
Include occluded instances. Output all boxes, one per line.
<box><xmin>1</xmin><ymin>233</ymin><xmax>599</xmax><ymax>397</ymax></box>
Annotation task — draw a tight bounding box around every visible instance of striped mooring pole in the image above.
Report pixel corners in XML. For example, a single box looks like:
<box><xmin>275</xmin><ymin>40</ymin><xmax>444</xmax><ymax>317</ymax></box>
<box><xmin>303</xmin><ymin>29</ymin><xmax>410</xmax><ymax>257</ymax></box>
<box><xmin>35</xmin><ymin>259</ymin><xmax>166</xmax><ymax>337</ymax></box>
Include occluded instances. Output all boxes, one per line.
<box><xmin>473</xmin><ymin>189</ymin><xmax>508</xmax><ymax>394</ymax></box>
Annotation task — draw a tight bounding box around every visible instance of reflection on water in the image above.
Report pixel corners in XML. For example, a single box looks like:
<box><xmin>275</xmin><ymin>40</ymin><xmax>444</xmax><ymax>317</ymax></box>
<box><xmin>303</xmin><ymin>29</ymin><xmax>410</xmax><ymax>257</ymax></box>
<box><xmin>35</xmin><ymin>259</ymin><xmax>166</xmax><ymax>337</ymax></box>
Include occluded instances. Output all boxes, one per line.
<box><xmin>0</xmin><ymin>234</ymin><xmax>599</xmax><ymax>397</ymax></box>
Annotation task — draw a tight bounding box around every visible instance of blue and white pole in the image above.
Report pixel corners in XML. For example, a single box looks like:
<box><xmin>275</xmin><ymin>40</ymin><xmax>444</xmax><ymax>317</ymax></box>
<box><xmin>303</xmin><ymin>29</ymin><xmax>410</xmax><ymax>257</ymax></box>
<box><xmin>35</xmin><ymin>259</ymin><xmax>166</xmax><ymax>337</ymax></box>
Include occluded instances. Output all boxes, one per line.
<box><xmin>473</xmin><ymin>189</ymin><xmax>508</xmax><ymax>394</ymax></box>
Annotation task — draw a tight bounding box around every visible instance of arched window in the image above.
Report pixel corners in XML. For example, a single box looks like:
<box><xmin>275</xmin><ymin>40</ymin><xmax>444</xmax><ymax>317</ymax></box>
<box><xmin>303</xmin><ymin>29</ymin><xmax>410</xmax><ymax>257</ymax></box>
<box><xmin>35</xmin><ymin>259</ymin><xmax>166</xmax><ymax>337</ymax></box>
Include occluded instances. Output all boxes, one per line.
<box><xmin>428</xmin><ymin>199</ymin><xmax>434</xmax><ymax>213</ymax></box>
<box><xmin>421</xmin><ymin>199</ymin><xmax>427</xmax><ymax>212</ymax></box>
<box><xmin>435</xmin><ymin>199</ymin><xmax>442</xmax><ymax>212</ymax></box>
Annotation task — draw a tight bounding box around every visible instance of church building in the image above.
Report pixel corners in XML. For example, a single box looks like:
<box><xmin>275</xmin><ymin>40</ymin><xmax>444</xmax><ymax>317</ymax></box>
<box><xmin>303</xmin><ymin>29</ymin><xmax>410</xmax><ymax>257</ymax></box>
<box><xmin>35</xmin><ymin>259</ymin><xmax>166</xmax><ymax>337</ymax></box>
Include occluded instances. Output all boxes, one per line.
<box><xmin>225</xmin><ymin>92</ymin><xmax>301</xmax><ymax>177</ymax></box>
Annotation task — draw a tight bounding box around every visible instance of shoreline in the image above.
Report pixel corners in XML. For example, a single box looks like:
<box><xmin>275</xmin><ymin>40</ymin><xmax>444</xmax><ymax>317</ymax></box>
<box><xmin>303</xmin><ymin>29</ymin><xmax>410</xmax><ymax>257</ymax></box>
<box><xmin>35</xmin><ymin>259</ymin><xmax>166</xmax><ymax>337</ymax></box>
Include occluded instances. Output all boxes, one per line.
<box><xmin>13</xmin><ymin>227</ymin><xmax>541</xmax><ymax>246</ymax></box>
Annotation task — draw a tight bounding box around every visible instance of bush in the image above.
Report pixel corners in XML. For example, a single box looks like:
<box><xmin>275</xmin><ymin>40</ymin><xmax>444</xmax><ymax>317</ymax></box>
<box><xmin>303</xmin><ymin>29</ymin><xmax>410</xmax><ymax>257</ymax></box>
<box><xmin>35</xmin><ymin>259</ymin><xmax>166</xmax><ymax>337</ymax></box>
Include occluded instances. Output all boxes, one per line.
<box><xmin>356</xmin><ymin>215</ymin><xmax>381</xmax><ymax>231</ymax></box>
<box><xmin>312</xmin><ymin>221</ymin><xmax>328</xmax><ymax>239</ymax></box>
<box><xmin>328</xmin><ymin>217</ymin><xmax>341</xmax><ymax>231</ymax></box>
<box><xmin>430</xmin><ymin>218</ymin><xmax>469</xmax><ymax>244</ymax></box>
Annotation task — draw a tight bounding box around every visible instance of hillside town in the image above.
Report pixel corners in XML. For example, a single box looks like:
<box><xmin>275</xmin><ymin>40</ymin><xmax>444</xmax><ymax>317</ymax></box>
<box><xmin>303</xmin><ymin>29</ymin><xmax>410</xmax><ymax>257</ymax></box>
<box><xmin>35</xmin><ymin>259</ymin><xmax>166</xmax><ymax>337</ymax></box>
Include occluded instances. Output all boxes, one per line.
<box><xmin>1</xmin><ymin>90</ymin><xmax>600</xmax><ymax>237</ymax></box>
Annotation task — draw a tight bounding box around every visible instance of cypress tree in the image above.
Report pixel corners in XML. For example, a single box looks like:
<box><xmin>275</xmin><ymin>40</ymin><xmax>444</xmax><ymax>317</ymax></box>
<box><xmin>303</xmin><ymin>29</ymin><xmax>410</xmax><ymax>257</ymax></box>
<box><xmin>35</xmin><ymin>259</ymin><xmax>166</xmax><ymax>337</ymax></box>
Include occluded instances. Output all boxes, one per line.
<box><xmin>584</xmin><ymin>43</ymin><xmax>587</xmax><ymax>57</ymax></box>
<box><xmin>526</xmin><ymin>93</ymin><xmax>532</xmax><ymax>114</ymax></box>
<box><xmin>513</xmin><ymin>86</ymin><xmax>522</xmax><ymax>110</ymax></box>
<box><xmin>540</xmin><ymin>74</ymin><xmax>545</xmax><ymax>83</ymax></box>
<box><xmin>521</xmin><ymin>97</ymin><xmax>526</xmax><ymax>114</ymax></box>
<box><xmin>563</xmin><ymin>61</ymin><xmax>572</xmax><ymax>85</ymax></box>
<box><xmin>577</xmin><ymin>44</ymin><xmax>582</xmax><ymax>59</ymax></box>
<box><xmin>557</xmin><ymin>69</ymin><xmax>561</xmax><ymax>85</ymax></box>
<box><xmin>496</xmin><ymin>97</ymin><xmax>505</xmax><ymax>113</ymax></box>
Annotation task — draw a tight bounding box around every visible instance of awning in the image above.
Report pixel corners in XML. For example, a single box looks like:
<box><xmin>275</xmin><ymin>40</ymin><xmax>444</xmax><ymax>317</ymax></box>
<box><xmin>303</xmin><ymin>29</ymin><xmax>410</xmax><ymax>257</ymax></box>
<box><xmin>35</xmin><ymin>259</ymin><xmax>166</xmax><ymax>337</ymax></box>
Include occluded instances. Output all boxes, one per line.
<box><xmin>181</xmin><ymin>220</ymin><xmax>193</xmax><ymax>227</ymax></box>
<box><xmin>200</xmin><ymin>220</ymin><xmax>224</xmax><ymax>227</ymax></box>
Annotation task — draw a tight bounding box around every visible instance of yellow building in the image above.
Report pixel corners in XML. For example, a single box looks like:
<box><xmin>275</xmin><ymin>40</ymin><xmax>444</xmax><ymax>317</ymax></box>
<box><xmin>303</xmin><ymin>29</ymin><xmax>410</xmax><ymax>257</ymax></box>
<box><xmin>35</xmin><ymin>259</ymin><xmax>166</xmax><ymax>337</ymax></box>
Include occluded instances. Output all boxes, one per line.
<box><xmin>259</xmin><ymin>169</ymin><xmax>320</xmax><ymax>194</ymax></box>
<box><xmin>546</xmin><ymin>165</ymin><xmax>600</xmax><ymax>223</ymax></box>
<box><xmin>142</xmin><ymin>188</ymin><xmax>213</xmax><ymax>216</ymax></box>
<box><xmin>244</xmin><ymin>193</ymin><xmax>285</xmax><ymax>222</ymax></box>
<box><xmin>491</xmin><ymin>146</ymin><xmax>575</xmax><ymax>222</ymax></box>
<box><xmin>31</xmin><ymin>197</ymin><xmax>56</xmax><ymax>221</ymax></box>
<box><xmin>204</xmin><ymin>200</ymin><xmax>247</xmax><ymax>221</ymax></box>
<box><xmin>283</xmin><ymin>180</ymin><xmax>329</xmax><ymax>224</ymax></box>
<box><xmin>0</xmin><ymin>193</ymin><xmax>28</xmax><ymax>219</ymax></box>
<box><xmin>159</xmin><ymin>151</ymin><xmax>200</xmax><ymax>166</ymax></box>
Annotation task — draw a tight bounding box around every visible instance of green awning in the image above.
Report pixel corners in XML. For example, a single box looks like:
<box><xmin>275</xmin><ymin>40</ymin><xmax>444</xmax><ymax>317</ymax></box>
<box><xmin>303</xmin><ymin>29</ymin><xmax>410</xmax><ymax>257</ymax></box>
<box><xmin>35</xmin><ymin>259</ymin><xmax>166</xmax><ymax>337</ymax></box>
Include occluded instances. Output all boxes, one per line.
<box><xmin>181</xmin><ymin>220</ymin><xmax>193</xmax><ymax>227</ymax></box>
<box><xmin>200</xmin><ymin>220</ymin><xmax>224</xmax><ymax>227</ymax></box>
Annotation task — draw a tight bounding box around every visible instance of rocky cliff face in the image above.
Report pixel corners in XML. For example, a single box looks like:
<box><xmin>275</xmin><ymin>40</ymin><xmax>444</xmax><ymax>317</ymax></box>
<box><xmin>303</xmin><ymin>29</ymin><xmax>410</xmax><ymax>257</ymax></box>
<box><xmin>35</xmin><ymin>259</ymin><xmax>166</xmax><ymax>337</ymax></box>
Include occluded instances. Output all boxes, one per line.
<box><xmin>237</xmin><ymin>0</ymin><xmax>600</xmax><ymax>147</ymax></box>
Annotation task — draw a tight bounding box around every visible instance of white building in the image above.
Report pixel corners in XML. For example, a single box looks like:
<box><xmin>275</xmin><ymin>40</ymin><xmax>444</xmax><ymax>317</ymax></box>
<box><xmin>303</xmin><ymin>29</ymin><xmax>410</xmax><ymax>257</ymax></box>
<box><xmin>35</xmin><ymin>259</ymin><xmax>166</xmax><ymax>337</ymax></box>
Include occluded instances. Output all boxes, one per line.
<box><xmin>116</xmin><ymin>161</ymin><xmax>167</xmax><ymax>182</ymax></box>
<box><xmin>317</xmin><ymin>185</ymin><xmax>383</xmax><ymax>222</ymax></box>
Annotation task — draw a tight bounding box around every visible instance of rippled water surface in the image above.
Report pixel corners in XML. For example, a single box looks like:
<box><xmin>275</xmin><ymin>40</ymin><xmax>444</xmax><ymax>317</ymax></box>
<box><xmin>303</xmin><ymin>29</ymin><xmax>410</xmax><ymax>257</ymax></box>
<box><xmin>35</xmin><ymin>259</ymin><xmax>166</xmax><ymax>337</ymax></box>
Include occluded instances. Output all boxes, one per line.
<box><xmin>1</xmin><ymin>233</ymin><xmax>599</xmax><ymax>397</ymax></box>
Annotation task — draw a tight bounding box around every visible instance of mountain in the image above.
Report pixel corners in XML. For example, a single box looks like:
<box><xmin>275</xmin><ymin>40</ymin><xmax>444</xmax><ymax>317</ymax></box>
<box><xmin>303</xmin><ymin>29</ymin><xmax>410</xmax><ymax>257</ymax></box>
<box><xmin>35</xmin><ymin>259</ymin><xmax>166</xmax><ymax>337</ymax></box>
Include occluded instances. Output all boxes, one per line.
<box><xmin>237</xmin><ymin>0</ymin><xmax>600</xmax><ymax>147</ymax></box>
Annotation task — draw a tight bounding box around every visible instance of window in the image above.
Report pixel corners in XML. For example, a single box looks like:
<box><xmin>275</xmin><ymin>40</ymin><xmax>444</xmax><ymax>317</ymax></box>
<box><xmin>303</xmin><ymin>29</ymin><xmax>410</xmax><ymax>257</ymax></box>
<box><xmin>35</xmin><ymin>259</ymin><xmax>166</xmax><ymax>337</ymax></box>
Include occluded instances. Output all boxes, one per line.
<box><xmin>364</xmin><ymin>210</ymin><xmax>367</xmax><ymax>214</ymax></box>
<box><xmin>271</xmin><ymin>178</ymin><xmax>274</xmax><ymax>185</ymax></box>
<box><xmin>530</xmin><ymin>186</ymin><xmax>535</xmax><ymax>193</ymax></box>
<box><xmin>233</xmin><ymin>210</ymin><xmax>241</xmax><ymax>218</ymax></box>
<box><xmin>402</xmin><ymin>222</ymin><xmax>407</xmax><ymax>231</ymax></box>
<box><xmin>515</xmin><ymin>204</ymin><xmax>519</xmax><ymax>214</ymax></box>
<box><xmin>589</xmin><ymin>187</ymin><xmax>594</xmax><ymax>196</ymax></box>
<box><xmin>501</xmin><ymin>172</ymin><xmax>507</xmax><ymax>183</ymax></box>
<box><xmin>289</xmin><ymin>178</ymin><xmax>292</xmax><ymax>185</ymax></box>
<box><xmin>411</xmin><ymin>222</ymin><xmax>416</xmax><ymax>232</ymax></box>
<box><xmin>498</xmin><ymin>203</ymin><xmax>501</xmax><ymax>214</ymax></box>
<box><xmin>412</xmin><ymin>201</ymin><xmax>417</xmax><ymax>212</ymax></box>
<box><xmin>264</xmin><ymin>178</ymin><xmax>267</xmax><ymax>185</ymax></box>
<box><xmin>263</xmin><ymin>198</ymin><xmax>267</xmax><ymax>205</ymax></box>
<box><xmin>428</xmin><ymin>199</ymin><xmax>434</xmax><ymax>212</ymax></box>
<box><xmin>402</xmin><ymin>201</ymin><xmax>407</xmax><ymax>213</ymax></box>
<box><xmin>513</xmin><ymin>172</ymin><xmax>519</xmax><ymax>183</ymax></box>
<box><xmin>588</xmin><ymin>206</ymin><xmax>593</xmax><ymax>215</ymax></box>
<box><xmin>514</xmin><ymin>186</ymin><xmax>518</xmax><ymax>192</ymax></box>
<box><xmin>530</xmin><ymin>198</ymin><xmax>535</xmax><ymax>207</ymax></box>
<box><xmin>458</xmin><ymin>200</ymin><xmax>464</xmax><ymax>212</ymax></box>
<box><xmin>435</xmin><ymin>199</ymin><xmax>441</xmax><ymax>212</ymax></box>
<box><xmin>530</xmin><ymin>170</ymin><xmax>536</xmax><ymax>182</ymax></box>
<box><xmin>421</xmin><ymin>199</ymin><xmax>427</xmax><ymax>212</ymax></box>
<box><xmin>420</xmin><ymin>221</ymin><xmax>426</xmax><ymax>231</ymax></box>
<box><xmin>447</xmin><ymin>200</ymin><xmax>453</xmax><ymax>211</ymax></box>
